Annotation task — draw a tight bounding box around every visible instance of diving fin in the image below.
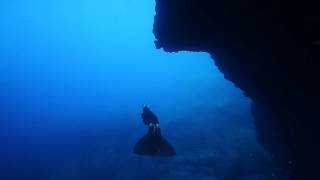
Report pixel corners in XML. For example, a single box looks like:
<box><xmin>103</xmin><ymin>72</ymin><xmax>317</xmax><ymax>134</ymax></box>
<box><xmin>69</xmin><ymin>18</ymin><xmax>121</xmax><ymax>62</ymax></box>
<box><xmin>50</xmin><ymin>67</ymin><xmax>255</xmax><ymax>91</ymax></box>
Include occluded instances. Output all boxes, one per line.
<box><xmin>134</xmin><ymin>133</ymin><xmax>176</xmax><ymax>157</ymax></box>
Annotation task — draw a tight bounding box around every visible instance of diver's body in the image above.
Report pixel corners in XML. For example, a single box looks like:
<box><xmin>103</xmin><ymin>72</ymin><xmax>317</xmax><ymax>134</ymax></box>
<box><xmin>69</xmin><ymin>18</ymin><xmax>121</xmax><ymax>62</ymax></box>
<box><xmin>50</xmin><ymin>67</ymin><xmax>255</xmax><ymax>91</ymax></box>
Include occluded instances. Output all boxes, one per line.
<box><xmin>141</xmin><ymin>105</ymin><xmax>161</xmax><ymax>135</ymax></box>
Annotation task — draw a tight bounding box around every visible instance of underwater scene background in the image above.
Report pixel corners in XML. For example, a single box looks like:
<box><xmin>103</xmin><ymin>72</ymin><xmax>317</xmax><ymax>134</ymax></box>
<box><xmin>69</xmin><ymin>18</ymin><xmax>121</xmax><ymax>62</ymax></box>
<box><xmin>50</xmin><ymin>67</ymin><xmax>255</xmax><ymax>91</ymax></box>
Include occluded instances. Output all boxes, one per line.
<box><xmin>0</xmin><ymin>0</ymin><xmax>285</xmax><ymax>179</ymax></box>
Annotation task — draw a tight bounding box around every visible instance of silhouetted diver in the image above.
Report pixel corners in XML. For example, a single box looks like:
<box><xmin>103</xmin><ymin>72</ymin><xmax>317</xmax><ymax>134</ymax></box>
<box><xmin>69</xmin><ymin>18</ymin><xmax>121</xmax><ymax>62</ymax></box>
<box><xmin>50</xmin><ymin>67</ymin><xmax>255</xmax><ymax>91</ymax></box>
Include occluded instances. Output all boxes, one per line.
<box><xmin>133</xmin><ymin>105</ymin><xmax>176</xmax><ymax>157</ymax></box>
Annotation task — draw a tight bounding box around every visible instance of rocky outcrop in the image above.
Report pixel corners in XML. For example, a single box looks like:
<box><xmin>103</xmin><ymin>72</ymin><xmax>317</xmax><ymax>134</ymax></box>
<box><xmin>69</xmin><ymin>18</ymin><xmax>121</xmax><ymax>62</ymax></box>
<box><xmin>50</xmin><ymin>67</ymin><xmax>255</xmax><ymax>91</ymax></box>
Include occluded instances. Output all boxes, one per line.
<box><xmin>153</xmin><ymin>0</ymin><xmax>319</xmax><ymax>179</ymax></box>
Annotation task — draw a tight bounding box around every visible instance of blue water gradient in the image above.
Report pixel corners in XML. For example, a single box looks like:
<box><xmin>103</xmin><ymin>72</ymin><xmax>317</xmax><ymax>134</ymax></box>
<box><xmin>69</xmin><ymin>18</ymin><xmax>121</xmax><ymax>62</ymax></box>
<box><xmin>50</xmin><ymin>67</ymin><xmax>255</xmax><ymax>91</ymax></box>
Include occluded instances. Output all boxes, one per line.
<box><xmin>0</xmin><ymin>0</ymin><xmax>285</xmax><ymax>179</ymax></box>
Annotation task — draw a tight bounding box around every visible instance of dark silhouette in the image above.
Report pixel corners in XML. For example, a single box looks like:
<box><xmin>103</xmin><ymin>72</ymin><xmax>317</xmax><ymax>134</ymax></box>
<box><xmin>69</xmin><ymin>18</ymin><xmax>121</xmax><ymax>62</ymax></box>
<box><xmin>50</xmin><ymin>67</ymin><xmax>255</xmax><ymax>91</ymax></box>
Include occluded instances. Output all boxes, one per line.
<box><xmin>141</xmin><ymin>106</ymin><xmax>159</xmax><ymax>126</ymax></box>
<box><xmin>153</xmin><ymin>1</ymin><xmax>320</xmax><ymax>178</ymax></box>
<box><xmin>133</xmin><ymin>105</ymin><xmax>176</xmax><ymax>157</ymax></box>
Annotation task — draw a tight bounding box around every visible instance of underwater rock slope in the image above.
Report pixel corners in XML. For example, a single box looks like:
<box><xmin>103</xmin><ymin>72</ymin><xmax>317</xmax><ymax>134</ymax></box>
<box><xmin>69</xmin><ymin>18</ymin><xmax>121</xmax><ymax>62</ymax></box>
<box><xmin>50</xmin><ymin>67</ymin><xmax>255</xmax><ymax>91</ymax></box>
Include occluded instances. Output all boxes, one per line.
<box><xmin>153</xmin><ymin>0</ymin><xmax>320</xmax><ymax>179</ymax></box>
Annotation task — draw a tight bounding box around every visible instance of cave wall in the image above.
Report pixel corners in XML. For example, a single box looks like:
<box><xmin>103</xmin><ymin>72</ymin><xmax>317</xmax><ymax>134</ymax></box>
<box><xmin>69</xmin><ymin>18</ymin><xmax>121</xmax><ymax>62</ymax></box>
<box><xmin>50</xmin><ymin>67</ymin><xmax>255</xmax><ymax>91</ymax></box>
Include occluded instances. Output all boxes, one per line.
<box><xmin>153</xmin><ymin>0</ymin><xmax>320</xmax><ymax>179</ymax></box>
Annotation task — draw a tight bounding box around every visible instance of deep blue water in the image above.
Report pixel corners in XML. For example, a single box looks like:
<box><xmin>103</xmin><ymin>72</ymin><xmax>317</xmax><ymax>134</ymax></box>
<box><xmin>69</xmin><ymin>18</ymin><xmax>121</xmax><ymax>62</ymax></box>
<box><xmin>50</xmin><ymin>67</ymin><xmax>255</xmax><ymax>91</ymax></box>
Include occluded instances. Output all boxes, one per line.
<box><xmin>0</xmin><ymin>1</ymin><xmax>284</xmax><ymax>180</ymax></box>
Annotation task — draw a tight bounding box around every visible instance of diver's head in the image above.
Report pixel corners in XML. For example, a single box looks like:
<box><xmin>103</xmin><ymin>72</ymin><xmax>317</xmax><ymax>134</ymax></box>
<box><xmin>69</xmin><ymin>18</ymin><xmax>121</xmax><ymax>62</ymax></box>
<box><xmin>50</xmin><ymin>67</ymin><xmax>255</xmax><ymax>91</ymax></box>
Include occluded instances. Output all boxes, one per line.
<box><xmin>142</xmin><ymin>104</ymin><xmax>149</xmax><ymax>112</ymax></box>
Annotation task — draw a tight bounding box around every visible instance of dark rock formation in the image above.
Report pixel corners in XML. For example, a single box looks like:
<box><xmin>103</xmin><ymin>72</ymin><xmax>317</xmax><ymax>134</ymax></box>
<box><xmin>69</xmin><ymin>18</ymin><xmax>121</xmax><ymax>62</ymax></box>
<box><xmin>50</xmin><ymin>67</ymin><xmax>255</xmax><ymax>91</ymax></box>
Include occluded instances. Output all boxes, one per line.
<box><xmin>153</xmin><ymin>0</ymin><xmax>320</xmax><ymax>179</ymax></box>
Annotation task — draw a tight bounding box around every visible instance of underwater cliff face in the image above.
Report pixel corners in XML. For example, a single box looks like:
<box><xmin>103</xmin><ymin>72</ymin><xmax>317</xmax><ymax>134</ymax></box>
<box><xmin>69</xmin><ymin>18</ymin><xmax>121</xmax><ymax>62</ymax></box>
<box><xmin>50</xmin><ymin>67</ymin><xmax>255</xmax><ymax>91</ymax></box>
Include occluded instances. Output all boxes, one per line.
<box><xmin>0</xmin><ymin>0</ymin><xmax>288</xmax><ymax>180</ymax></box>
<box><xmin>153</xmin><ymin>0</ymin><xmax>320</xmax><ymax>179</ymax></box>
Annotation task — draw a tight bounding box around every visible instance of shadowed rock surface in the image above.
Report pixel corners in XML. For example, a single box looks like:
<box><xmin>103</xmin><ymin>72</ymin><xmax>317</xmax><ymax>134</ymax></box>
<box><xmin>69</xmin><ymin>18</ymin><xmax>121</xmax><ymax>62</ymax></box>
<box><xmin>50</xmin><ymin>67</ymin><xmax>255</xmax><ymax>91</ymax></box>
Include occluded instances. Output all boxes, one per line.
<box><xmin>153</xmin><ymin>0</ymin><xmax>319</xmax><ymax>179</ymax></box>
